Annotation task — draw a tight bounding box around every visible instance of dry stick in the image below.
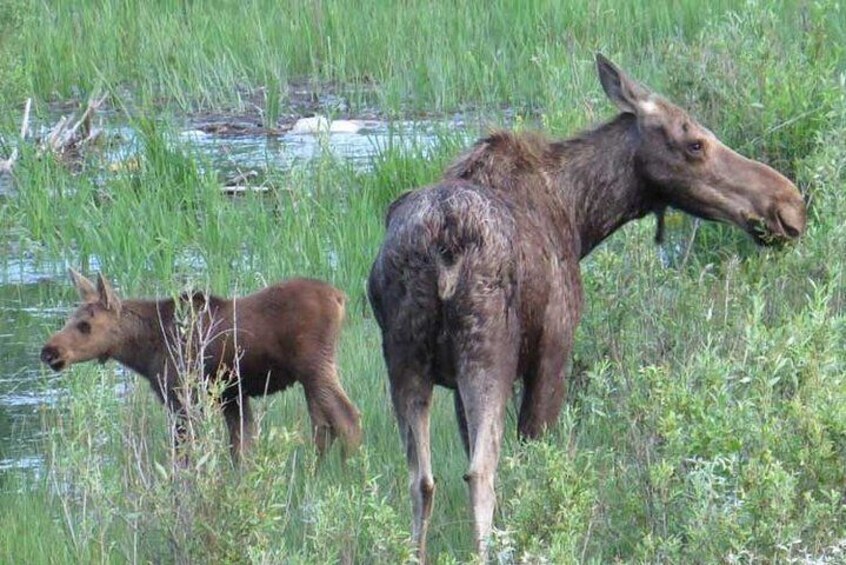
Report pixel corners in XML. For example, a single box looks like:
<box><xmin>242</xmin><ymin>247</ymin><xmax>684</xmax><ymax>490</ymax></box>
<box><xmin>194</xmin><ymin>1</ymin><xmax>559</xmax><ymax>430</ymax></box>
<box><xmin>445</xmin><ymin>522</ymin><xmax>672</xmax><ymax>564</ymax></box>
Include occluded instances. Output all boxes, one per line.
<box><xmin>679</xmin><ymin>218</ymin><xmax>700</xmax><ymax>270</ymax></box>
<box><xmin>20</xmin><ymin>98</ymin><xmax>31</xmax><ymax>139</ymax></box>
<box><xmin>43</xmin><ymin>115</ymin><xmax>70</xmax><ymax>154</ymax></box>
<box><xmin>0</xmin><ymin>149</ymin><xmax>15</xmax><ymax>174</ymax></box>
<box><xmin>65</xmin><ymin>93</ymin><xmax>107</xmax><ymax>146</ymax></box>
<box><xmin>0</xmin><ymin>98</ymin><xmax>30</xmax><ymax>173</ymax></box>
<box><xmin>41</xmin><ymin>93</ymin><xmax>108</xmax><ymax>156</ymax></box>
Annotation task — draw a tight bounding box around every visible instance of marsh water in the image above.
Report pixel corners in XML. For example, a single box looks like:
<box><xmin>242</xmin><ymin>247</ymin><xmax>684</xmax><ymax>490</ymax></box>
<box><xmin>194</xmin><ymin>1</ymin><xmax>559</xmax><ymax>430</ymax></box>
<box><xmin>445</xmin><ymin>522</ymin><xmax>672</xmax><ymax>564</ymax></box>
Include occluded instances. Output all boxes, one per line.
<box><xmin>0</xmin><ymin>117</ymin><xmax>459</xmax><ymax>483</ymax></box>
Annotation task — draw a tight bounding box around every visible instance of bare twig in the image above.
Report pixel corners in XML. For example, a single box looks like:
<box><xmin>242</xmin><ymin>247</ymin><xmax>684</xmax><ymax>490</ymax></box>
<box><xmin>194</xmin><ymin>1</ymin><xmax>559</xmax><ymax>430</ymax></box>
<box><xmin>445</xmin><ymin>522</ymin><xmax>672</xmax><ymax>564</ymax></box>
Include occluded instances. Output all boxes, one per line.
<box><xmin>43</xmin><ymin>115</ymin><xmax>70</xmax><ymax>154</ymax></box>
<box><xmin>680</xmin><ymin>218</ymin><xmax>700</xmax><ymax>270</ymax></box>
<box><xmin>64</xmin><ymin>93</ymin><xmax>107</xmax><ymax>146</ymax></box>
<box><xmin>749</xmin><ymin>107</ymin><xmax>822</xmax><ymax>146</ymax></box>
<box><xmin>20</xmin><ymin>98</ymin><xmax>31</xmax><ymax>139</ymax></box>
<box><xmin>3</xmin><ymin>93</ymin><xmax>106</xmax><ymax>175</ymax></box>
<box><xmin>0</xmin><ymin>149</ymin><xmax>16</xmax><ymax>174</ymax></box>
<box><xmin>39</xmin><ymin>93</ymin><xmax>108</xmax><ymax>161</ymax></box>
<box><xmin>221</xmin><ymin>185</ymin><xmax>272</xmax><ymax>195</ymax></box>
<box><xmin>0</xmin><ymin>98</ymin><xmax>31</xmax><ymax>174</ymax></box>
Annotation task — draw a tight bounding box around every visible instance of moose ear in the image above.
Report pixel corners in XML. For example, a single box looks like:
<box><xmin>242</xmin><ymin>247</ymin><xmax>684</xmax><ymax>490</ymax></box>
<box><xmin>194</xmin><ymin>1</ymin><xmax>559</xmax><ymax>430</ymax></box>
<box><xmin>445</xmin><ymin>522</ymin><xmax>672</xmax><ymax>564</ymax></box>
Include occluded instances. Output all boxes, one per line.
<box><xmin>96</xmin><ymin>273</ymin><xmax>122</xmax><ymax>316</ymax></box>
<box><xmin>69</xmin><ymin>268</ymin><xmax>99</xmax><ymax>302</ymax></box>
<box><xmin>595</xmin><ymin>53</ymin><xmax>653</xmax><ymax>115</ymax></box>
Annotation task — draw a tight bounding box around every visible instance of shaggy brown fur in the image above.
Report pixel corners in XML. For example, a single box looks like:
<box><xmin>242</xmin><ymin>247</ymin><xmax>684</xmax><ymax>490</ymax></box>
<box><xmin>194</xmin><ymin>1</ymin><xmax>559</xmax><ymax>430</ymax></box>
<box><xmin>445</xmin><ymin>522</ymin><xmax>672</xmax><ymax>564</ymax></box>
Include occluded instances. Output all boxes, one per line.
<box><xmin>42</xmin><ymin>271</ymin><xmax>362</xmax><ymax>462</ymax></box>
<box><xmin>367</xmin><ymin>54</ymin><xmax>805</xmax><ymax>561</ymax></box>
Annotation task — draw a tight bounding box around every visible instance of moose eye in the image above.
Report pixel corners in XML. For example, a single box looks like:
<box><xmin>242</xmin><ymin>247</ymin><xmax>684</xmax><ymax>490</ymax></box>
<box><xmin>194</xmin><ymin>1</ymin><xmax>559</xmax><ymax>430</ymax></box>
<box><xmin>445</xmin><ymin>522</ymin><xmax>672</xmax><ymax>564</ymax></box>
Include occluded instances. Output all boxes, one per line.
<box><xmin>77</xmin><ymin>321</ymin><xmax>91</xmax><ymax>334</ymax></box>
<box><xmin>687</xmin><ymin>141</ymin><xmax>704</xmax><ymax>155</ymax></box>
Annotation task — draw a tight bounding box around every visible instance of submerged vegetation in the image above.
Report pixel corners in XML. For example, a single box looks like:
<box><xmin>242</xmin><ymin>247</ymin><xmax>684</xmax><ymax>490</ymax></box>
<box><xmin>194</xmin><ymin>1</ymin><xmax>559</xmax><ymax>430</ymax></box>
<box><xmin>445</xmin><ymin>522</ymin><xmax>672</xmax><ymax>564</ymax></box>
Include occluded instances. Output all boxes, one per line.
<box><xmin>0</xmin><ymin>0</ymin><xmax>845</xmax><ymax>562</ymax></box>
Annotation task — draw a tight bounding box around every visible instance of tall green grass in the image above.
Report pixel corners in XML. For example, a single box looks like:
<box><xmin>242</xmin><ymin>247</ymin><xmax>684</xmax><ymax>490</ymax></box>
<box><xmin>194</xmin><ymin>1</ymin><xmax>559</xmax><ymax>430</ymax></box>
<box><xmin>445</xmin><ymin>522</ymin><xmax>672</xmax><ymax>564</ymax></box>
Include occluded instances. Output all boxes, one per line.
<box><xmin>6</xmin><ymin>120</ymin><xmax>462</xmax><ymax>296</ymax></box>
<box><xmin>1</xmin><ymin>0</ymin><xmax>845</xmax><ymax>562</ymax></box>
<box><xmin>1</xmin><ymin>0</ymin><xmax>835</xmax><ymax>116</ymax></box>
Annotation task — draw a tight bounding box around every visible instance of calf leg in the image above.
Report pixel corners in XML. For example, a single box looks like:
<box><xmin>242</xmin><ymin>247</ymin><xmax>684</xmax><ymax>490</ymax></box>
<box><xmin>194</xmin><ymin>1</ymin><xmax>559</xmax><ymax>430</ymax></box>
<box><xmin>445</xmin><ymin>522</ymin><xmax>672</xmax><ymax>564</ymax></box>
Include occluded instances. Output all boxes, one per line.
<box><xmin>222</xmin><ymin>395</ymin><xmax>254</xmax><ymax>465</ymax></box>
<box><xmin>157</xmin><ymin>382</ymin><xmax>190</xmax><ymax>467</ymax></box>
<box><xmin>313</xmin><ymin>361</ymin><xmax>362</xmax><ymax>456</ymax></box>
<box><xmin>301</xmin><ymin>384</ymin><xmax>335</xmax><ymax>456</ymax></box>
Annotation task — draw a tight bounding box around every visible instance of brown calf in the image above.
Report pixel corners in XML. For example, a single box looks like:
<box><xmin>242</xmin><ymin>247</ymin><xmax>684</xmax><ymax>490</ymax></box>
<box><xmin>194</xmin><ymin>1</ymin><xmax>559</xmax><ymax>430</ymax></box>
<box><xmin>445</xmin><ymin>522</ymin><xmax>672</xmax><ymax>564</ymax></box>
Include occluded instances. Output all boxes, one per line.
<box><xmin>367</xmin><ymin>54</ymin><xmax>806</xmax><ymax>561</ymax></box>
<box><xmin>42</xmin><ymin>270</ymin><xmax>362</xmax><ymax>462</ymax></box>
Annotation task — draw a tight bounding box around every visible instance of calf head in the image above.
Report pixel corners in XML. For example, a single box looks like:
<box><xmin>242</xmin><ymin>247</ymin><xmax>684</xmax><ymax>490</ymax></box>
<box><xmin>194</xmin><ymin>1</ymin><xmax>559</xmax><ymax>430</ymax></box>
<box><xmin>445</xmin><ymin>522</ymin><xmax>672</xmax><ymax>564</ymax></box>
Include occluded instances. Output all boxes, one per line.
<box><xmin>41</xmin><ymin>269</ymin><xmax>123</xmax><ymax>372</ymax></box>
<box><xmin>597</xmin><ymin>54</ymin><xmax>806</xmax><ymax>244</ymax></box>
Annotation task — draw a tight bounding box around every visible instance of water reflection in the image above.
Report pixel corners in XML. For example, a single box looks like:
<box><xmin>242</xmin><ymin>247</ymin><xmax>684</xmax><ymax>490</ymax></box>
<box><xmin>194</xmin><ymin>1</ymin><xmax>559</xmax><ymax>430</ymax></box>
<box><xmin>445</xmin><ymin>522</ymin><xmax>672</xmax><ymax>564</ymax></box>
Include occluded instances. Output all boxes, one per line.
<box><xmin>148</xmin><ymin>119</ymin><xmax>453</xmax><ymax>181</ymax></box>
<box><xmin>0</xmin><ymin>279</ymin><xmax>66</xmax><ymax>482</ymax></box>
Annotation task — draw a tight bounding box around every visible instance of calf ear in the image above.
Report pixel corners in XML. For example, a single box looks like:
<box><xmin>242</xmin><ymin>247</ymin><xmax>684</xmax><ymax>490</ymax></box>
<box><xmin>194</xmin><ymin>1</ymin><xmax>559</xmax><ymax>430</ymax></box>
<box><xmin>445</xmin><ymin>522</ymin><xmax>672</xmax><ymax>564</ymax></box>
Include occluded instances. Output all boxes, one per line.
<box><xmin>595</xmin><ymin>53</ymin><xmax>652</xmax><ymax>115</ymax></box>
<box><xmin>96</xmin><ymin>274</ymin><xmax>123</xmax><ymax>316</ymax></box>
<box><xmin>69</xmin><ymin>268</ymin><xmax>99</xmax><ymax>302</ymax></box>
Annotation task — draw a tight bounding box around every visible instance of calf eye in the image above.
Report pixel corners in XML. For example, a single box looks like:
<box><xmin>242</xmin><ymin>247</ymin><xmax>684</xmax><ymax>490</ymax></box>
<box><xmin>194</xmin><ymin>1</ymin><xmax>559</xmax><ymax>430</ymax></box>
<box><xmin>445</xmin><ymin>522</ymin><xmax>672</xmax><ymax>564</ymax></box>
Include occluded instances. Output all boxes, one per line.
<box><xmin>77</xmin><ymin>321</ymin><xmax>91</xmax><ymax>334</ymax></box>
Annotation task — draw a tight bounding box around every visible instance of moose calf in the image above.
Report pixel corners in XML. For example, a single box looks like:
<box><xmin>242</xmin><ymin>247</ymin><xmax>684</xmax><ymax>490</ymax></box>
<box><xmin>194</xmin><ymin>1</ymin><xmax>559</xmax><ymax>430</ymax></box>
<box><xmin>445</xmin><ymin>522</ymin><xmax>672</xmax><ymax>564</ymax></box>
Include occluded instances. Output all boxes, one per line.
<box><xmin>41</xmin><ymin>270</ymin><xmax>362</xmax><ymax>462</ymax></box>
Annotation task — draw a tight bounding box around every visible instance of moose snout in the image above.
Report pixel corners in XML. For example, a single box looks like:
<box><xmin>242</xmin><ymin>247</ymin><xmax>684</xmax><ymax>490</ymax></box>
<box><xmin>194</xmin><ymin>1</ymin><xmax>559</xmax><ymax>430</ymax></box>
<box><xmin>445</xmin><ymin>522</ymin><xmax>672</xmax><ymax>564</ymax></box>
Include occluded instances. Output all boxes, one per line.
<box><xmin>40</xmin><ymin>344</ymin><xmax>66</xmax><ymax>372</ymax></box>
<box><xmin>723</xmin><ymin>148</ymin><xmax>807</xmax><ymax>244</ymax></box>
<box><xmin>772</xmin><ymin>196</ymin><xmax>806</xmax><ymax>239</ymax></box>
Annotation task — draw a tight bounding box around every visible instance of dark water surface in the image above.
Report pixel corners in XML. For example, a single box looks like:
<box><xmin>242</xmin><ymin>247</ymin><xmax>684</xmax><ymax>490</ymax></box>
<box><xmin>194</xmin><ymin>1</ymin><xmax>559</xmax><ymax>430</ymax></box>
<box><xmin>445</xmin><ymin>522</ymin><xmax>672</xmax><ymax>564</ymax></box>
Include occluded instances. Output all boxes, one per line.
<box><xmin>0</xmin><ymin>267</ymin><xmax>63</xmax><ymax>482</ymax></box>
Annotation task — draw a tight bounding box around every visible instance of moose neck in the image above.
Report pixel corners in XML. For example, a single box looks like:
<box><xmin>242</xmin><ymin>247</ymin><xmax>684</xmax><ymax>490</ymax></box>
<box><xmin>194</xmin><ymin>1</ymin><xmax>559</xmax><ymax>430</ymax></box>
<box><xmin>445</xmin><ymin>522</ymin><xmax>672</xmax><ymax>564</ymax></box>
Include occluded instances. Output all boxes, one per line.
<box><xmin>553</xmin><ymin>113</ymin><xmax>655</xmax><ymax>258</ymax></box>
<box><xmin>109</xmin><ymin>299</ymin><xmax>176</xmax><ymax>379</ymax></box>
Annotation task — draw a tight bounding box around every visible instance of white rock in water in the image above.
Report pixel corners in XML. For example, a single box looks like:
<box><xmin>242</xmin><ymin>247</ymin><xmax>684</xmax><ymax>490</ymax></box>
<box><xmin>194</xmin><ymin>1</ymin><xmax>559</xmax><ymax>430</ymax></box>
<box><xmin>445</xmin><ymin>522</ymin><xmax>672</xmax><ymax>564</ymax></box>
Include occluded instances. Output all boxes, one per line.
<box><xmin>290</xmin><ymin>116</ymin><xmax>363</xmax><ymax>134</ymax></box>
<box><xmin>290</xmin><ymin>116</ymin><xmax>329</xmax><ymax>134</ymax></box>
<box><xmin>327</xmin><ymin>119</ymin><xmax>364</xmax><ymax>133</ymax></box>
<box><xmin>179</xmin><ymin>129</ymin><xmax>209</xmax><ymax>141</ymax></box>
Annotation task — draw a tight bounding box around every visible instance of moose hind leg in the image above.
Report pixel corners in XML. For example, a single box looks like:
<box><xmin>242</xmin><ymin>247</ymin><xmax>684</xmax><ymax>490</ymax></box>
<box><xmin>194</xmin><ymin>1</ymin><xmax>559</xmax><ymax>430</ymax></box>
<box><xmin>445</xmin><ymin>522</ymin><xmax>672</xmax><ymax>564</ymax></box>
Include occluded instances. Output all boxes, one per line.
<box><xmin>459</xmin><ymin>369</ymin><xmax>512</xmax><ymax>559</ymax></box>
<box><xmin>517</xmin><ymin>350</ymin><xmax>568</xmax><ymax>439</ymax></box>
<box><xmin>387</xmin><ymin>353</ymin><xmax>436</xmax><ymax>563</ymax></box>
<box><xmin>454</xmin><ymin>318</ymin><xmax>519</xmax><ymax>559</ymax></box>
<box><xmin>453</xmin><ymin>390</ymin><xmax>471</xmax><ymax>457</ymax></box>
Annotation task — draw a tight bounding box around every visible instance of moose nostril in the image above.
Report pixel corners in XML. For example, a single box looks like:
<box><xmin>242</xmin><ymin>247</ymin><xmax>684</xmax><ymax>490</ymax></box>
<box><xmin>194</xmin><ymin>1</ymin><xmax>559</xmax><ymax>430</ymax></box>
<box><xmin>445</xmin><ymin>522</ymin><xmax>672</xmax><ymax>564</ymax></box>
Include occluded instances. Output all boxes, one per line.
<box><xmin>41</xmin><ymin>346</ymin><xmax>57</xmax><ymax>364</ymax></box>
<box><xmin>777</xmin><ymin>207</ymin><xmax>804</xmax><ymax>239</ymax></box>
<box><xmin>782</xmin><ymin>221</ymin><xmax>800</xmax><ymax>238</ymax></box>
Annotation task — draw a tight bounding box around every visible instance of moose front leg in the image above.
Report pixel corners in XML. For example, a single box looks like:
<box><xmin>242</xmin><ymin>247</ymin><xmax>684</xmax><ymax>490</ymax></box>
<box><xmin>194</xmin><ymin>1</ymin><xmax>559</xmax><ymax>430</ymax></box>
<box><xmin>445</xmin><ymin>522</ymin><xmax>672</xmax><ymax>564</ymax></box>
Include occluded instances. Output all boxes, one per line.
<box><xmin>519</xmin><ymin>282</ymin><xmax>580</xmax><ymax>439</ymax></box>
<box><xmin>161</xmin><ymin>388</ymin><xmax>191</xmax><ymax>467</ymax></box>
<box><xmin>222</xmin><ymin>395</ymin><xmax>254</xmax><ymax>466</ymax></box>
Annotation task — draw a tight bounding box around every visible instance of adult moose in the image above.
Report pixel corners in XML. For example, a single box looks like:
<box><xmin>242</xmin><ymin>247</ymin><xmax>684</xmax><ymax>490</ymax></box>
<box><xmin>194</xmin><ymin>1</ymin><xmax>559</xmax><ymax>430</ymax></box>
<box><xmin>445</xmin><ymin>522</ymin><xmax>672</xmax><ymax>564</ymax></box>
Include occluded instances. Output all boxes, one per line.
<box><xmin>368</xmin><ymin>54</ymin><xmax>805</xmax><ymax>561</ymax></box>
<box><xmin>42</xmin><ymin>271</ymin><xmax>362</xmax><ymax>463</ymax></box>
